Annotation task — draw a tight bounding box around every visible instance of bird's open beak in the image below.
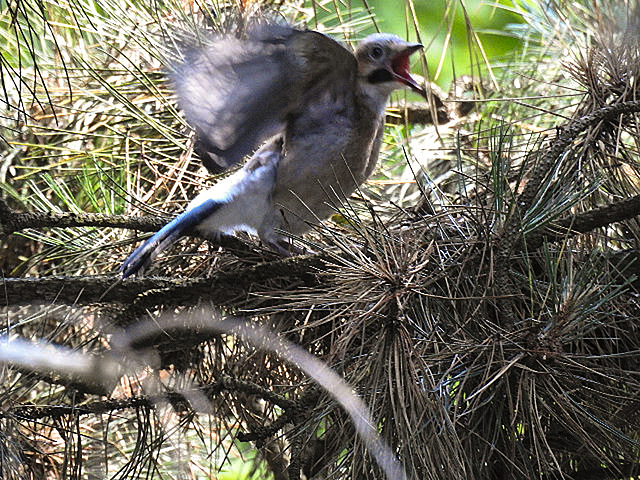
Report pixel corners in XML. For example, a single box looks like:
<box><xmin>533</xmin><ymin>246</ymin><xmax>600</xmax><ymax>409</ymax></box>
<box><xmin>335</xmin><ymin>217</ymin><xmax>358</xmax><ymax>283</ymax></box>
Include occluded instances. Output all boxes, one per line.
<box><xmin>390</xmin><ymin>43</ymin><xmax>427</xmax><ymax>98</ymax></box>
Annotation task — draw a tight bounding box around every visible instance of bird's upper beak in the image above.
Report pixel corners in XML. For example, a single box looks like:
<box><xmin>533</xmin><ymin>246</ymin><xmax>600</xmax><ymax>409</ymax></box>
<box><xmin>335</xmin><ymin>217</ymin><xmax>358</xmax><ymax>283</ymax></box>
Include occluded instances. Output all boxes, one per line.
<box><xmin>390</xmin><ymin>43</ymin><xmax>426</xmax><ymax>98</ymax></box>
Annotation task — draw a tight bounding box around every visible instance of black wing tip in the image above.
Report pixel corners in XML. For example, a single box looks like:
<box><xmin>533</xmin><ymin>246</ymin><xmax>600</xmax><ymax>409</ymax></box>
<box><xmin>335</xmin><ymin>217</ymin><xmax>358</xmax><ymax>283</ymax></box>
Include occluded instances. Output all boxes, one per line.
<box><xmin>120</xmin><ymin>239</ymin><xmax>160</xmax><ymax>278</ymax></box>
<box><xmin>120</xmin><ymin>252</ymin><xmax>150</xmax><ymax>279</ymax></box>
<box><xmin>120</xmin><ymin>199</ymin><xmax>225</xmax><ymax>278</ymax></box>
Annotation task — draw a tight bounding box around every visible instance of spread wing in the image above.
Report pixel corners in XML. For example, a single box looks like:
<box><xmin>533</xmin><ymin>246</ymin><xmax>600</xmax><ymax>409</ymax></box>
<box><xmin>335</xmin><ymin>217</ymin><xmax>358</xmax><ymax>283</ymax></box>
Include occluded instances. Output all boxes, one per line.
<box><xmin>173</xmin><ymin>24</ymin><xmax>358</xmax><ymax>173</ymax></box>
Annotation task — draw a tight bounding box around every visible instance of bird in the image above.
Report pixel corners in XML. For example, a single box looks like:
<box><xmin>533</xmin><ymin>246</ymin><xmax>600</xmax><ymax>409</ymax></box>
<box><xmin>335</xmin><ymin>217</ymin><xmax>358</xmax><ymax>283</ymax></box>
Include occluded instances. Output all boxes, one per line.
<box><xmin>121</xmin><ymin>24</ymin><xmax>427</xmax><ymax>278</ymax></box>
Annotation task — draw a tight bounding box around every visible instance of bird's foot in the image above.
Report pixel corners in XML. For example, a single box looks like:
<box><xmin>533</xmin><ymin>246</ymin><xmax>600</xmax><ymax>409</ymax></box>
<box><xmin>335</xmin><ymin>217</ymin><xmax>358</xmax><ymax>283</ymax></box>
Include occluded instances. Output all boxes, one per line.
<box><xmin>275</xmin><ymin>239</ymin><xmax>316</xmax><ymax>256</ymax></box>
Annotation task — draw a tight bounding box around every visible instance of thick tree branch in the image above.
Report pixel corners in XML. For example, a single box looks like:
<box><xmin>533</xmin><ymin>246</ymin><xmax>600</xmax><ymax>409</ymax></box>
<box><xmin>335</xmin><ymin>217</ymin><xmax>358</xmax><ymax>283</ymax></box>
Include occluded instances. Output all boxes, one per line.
<box><xmin>0</xmin><ymin>376</ymin><xmax>295</xmax><ymax>421</ymax></box>
<box><xmin>0</xmin><ymin>254</ymin><xmax>326</xmax><ymax>307</ymax></box>
<box><xmin>386</xmin><ymin>78</ymin><xmax>477</xmax><ymax>125</ymax></box>
<box><xmin>0</xmin><ymin>197</ymin><xmax>167</xmax><ymax>235</ymax></box>
<box><xmin>494</xmin><ymin>100</ymin><xmax>640</xmax><ymax>324</ymax></box>
<box><xmin>526</xmin><ymin>193</ymin><xmax>640</xmax><ymax>249</ymax></box>
<box><xmin>0</xmin><ymin>196</ymin><xmax>256</xmax><ymax>254</ymax></box>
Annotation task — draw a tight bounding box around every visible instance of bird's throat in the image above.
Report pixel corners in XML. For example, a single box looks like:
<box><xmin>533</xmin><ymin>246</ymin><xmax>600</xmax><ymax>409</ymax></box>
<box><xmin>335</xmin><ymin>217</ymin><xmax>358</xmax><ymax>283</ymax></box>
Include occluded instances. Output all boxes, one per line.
<box><xmin>367</xmin><ymin>69</ymin><xmax>394</xmax><ymax>84</ymax></box>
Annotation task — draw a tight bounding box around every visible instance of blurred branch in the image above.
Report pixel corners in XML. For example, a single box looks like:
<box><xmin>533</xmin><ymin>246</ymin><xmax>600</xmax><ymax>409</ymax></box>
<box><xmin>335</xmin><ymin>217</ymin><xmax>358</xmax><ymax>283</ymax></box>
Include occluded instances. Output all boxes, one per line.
<box><xmin>0</xmin><ymin>335</ymin><xmax>120</xmax><ymax>394</ymax></box>
<box><xmin>118</xmin><ymin>313</ymin><xmax>409</xmax><ymax>480</ymax></box>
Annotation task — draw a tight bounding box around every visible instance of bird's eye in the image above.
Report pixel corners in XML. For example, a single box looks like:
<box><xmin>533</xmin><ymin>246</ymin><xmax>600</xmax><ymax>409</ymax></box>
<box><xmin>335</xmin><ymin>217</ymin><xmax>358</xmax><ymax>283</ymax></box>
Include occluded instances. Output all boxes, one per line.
<box><xmin>370</xmin><ymin>46</ymin><xmax>384</xmax><ymax>59</ymax></box>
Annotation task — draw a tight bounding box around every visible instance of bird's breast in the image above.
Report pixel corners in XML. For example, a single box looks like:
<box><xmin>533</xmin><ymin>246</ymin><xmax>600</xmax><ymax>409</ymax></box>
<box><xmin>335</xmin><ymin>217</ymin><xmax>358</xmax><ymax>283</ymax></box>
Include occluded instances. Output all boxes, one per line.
<box><xmin>271</xmin><ymin>105</ymin><xmax>384</xmax><ymax>234</ymax></box>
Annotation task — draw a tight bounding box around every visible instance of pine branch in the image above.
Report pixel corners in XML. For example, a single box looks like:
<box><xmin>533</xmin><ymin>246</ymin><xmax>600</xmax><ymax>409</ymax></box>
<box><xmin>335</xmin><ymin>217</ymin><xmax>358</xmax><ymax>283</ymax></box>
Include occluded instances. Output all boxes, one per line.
<box><xmin>0</xmin><ymin>253</ymin><xmax>326</xmax><ymax>307</ymax></box>
<box><xmin>526</xmin><ymin>193</ymin><xmax>640</xmax><ymax>249</ymax></box>
<box><xmin>0</xmin><ymin>377</ymin><xmax>295</xmax><ymax>421</ymax></box>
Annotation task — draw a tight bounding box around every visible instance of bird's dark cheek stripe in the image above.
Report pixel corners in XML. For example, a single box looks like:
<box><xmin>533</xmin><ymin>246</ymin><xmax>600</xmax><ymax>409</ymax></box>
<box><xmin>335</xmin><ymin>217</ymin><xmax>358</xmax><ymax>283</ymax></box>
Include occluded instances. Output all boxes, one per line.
<box><xmin>368</xmin><ymin>69</ymin><xmax>394</xmax><ymax>84</ymax></box>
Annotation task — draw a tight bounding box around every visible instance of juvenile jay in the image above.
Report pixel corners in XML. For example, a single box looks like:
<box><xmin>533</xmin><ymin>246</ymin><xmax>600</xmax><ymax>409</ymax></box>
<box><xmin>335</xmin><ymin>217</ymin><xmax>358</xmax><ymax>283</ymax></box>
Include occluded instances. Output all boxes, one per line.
<box><xmin>121</xmin><ymin>25</ymin><xmax>426</xmax><ymax>277</ymax></box>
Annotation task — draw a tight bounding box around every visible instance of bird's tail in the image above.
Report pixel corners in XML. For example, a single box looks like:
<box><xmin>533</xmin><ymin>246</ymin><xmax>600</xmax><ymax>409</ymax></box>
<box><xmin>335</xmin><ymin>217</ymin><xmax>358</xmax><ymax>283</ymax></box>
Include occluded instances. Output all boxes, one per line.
<box><xmin>121</xmin><ymin>199</ymin><xmax>223</xmax><ymax>278</ymax></box>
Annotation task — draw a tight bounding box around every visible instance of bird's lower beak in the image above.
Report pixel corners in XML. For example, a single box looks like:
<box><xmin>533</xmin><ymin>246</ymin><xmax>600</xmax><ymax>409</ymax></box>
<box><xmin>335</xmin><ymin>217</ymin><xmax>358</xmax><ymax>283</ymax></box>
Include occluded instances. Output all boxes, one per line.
<box><xmin>391</xmin><ymin>43</ymin><xmax>427</xmax><ymax>98</ymax></box>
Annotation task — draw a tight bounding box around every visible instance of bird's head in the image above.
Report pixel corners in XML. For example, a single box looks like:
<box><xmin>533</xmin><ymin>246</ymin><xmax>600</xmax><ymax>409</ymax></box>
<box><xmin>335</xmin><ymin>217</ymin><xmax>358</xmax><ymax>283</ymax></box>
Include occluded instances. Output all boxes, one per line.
<box><xmin>355</xmin><ymin>33</ymin><xmax>426</xmax><ymax>109</ymax></box>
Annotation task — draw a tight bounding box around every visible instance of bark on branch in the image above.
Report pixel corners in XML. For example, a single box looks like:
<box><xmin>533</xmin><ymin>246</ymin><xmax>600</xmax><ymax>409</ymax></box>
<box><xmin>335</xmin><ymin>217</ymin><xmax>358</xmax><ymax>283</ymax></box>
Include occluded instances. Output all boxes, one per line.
<box><xmin>1</xmin><ymin>254</ymin><xmax>326</xmax><ymax>307</ymax></box>
<box><xmin>525</xmin><ymin>193</ymin><xmax>640</xmax><ymax>250</ymax></box>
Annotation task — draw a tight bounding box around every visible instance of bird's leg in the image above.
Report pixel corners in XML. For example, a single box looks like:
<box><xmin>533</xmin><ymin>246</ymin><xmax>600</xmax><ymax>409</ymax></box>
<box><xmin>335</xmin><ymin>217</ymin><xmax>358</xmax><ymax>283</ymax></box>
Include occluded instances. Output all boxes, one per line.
<box><xmin>265</xmin><ymin>240</ymin><xmax>294</xmax><ymax>257</ymax></box>
<box><xmin>261</xmin><ymin>233</ymin><xmax>314</xmax><ymax>257</ymax></box>
<box><xmin>276</xmin><ymin>238</ymin><xmax>317</xmax><ymax>256</ymax></box>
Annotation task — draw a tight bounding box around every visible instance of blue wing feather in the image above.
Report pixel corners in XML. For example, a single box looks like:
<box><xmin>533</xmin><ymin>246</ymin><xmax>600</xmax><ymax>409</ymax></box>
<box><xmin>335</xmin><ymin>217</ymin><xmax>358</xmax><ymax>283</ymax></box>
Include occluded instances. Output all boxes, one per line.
<box><xmin>121</xmin><ymin>199</ymin><xmax>223</xmax><ymax>278</ymax></box>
